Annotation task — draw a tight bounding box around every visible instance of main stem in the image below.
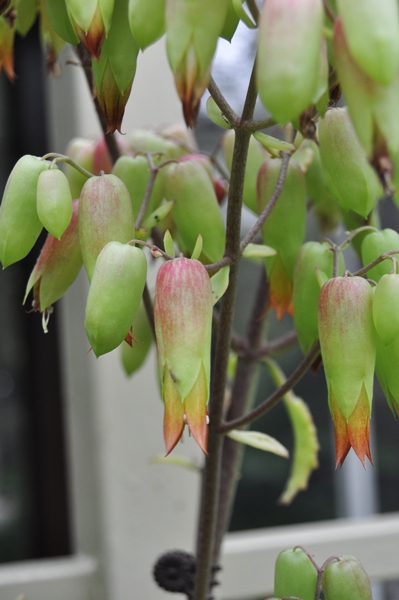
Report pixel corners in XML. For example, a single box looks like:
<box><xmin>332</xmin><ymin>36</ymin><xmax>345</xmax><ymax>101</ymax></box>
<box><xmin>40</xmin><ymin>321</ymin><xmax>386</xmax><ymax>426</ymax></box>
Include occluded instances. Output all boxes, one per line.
<box><xmin>193</xmin><ymin>66</ymin><xmax>258</xmax><ymax>600</ymax></box>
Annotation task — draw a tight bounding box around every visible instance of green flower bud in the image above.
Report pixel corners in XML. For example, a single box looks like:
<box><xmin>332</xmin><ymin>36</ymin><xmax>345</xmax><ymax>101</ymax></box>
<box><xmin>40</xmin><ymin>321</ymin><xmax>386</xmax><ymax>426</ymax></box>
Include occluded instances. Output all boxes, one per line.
<box><xmin>293</xmin><ymin>242</ymin><xmax>344</xmax><ymax>354</ymax></box>
<box><xmin>65</xmin><ymin>0</ymin><xmax>114</xmax><ymax>59</ymax></box>
<box><xmin>165</xmin><ymin>0</ymin><xmax>229</xmax><ymax>126</ymax></box>
<box><xmin>92</xmin><ymin>0</ymin><xmax>139</xmax><ymax>134</ymax></box>
<box><xmin>336</xmin><ymin>0</ymin><xmax>399</xmax><ymax>86</ymax></box>
<box><xmin>128</xmin><ymin>0</ymin><xmax>165</xmax><ymax>49</ymax></box>
<box><xmin>112</xmin><ymin>155</ymin><xmax>164</xmax><ymax>221</ymax></box>
<box><xmin>79</xmin><ymin>174</ymin><xmax>135</xmax><ymax>281</ymax></box>
<box><xmin>36</xmin><ymin>168</ymin><xmax>73</xmax><ymax>240</ymax></box>
<box><xmin>322</xmin><ymin>555</ymin><xmax>372</xmax><ymax>600</ymax></box>
<box><xmin>64</xmin><ymin>137</ymin><xmax>95</xmax><ymax>199</ymax></box>
<box><xmin>256</xmin><ymin>0</ymin><xmax>323</xmax><ymax>124</ymax></box>
<box><xmin>47</xmin><ymin>0</ymin><xmax>79</xmax><ymax>46</ymax></box>
<box><xmin>301</xmin><ymin>139</ymin><xmax>342</xmax><ymax>232</ymax></box>
<box><xmin>318</xmin><ymin>277</ymin><xmax>376</xmax><ymax>466</ymax></box>
<box><xmin>361</xmin><ymin>228</ymin><xmax>399</xmax><ymax>282</ymax></box>
<box><xmin>85</xmin><ymin>241</ymin><xmax>147</xmax><ymax>357</ymax></box>
<box><xmin>24</xmin><ymin>199</ymin><xmax>82</xmax><ymax>312</ymax></box>
<box><xmin>163</xmin><ymin>160</ymin><xmax>225</xmax><ymax>264</ymax></box>
<box><xmin>154</xmin><ymin>257</ymin><xmax>212</xmax><ymax>454</ymax></box>
<box><xmin>121</xmin><ymin>302</ymin><xmax>153</xmax><ymax>376</ymax></box>
<box><xmin>0</xmin><ymin>155</ymin><xmax>51</xmax><ymax>268</ymax></box>
<box><xmin>318</xmin><ymin>108</ymin><xmax>380</xmax><ymax>218</ymax></box>
<box><xmin>129</xmin><ymin>128</ymin><xmax>185</xmax><ymax>159</ymax></box>
<box><xmin>222</xmin><ymin>130</ymin><xmax>267</xmax><ymax>214</ymax></box>
<box><xmin>258</xmin><ymin>158</ymin><xmax>307</xmax><ymax>319</ymax></box>
<box><xmin>375</xmin><ymin>333</ymin><xmax>399</xmax><ymax>416</ymax></box>
<box><xmin>333</xmin><ymin>18</ymin><xmax>399</xmax><ymax>159</ymax></box>
<box><xmin>274</xmin><ymin>547</ymin><xmax>317</xmax><ymax>600</ymax></box>
<box><xmin>372</xmin><ymin>274</ymin><xmax>399</xmax><ymax>346</ymax></box>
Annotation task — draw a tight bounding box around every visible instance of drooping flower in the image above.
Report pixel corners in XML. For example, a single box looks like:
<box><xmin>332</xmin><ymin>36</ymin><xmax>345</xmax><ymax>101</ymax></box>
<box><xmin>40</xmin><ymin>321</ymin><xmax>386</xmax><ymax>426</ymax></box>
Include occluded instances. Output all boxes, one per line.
<box><xmin>154</xmin><ymin>257</ymin><xmax>212</xmax><ymax>454</ymax></box>
<box><xmin>318</xmin><ymin>276</ymin><xmax>376</xmax><ymax>467</ymax></box>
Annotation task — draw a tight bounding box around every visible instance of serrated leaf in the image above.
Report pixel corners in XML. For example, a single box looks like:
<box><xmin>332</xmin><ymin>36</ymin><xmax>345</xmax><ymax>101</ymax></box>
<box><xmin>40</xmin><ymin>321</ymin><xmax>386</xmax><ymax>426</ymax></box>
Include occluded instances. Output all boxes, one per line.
<box><xmin>206</xmin><ymin>97</ymin><xmax>232</xmax><ymax>129</ymax></box>
<box><xmin>227</xmin><ymin>429</ymin><xmax>289</xmax><ymax>458</ymax></box>
<box><xmin>242</xmin><ymin>243</ymin><xmax>277</xmax><ymax>259</ymax></box>
<box><xmin>265</xmin><ymin>359</ymin><xmax>319</xmax><ymax>505</ymax></box>
<box><xmin>253</xmin><ymin>132</ymin><xmax>296</xmax><ymax>154</ymax></box>
<box><xmin>142</xmin><ymin>200</ymin><xmax>175</xmax><ymax>230</ymax></box>
<box><xmin>163</xmin><ymin>230</ymin><xmax>176</xmax><ymax>258</ymax></box>
<box><xmin>191</xmin><ymin>234</ymin><xmax>203</xmax><ymax>260</ymax></box>
<box><xmin>211</xmin><ymin>266</ymin><xmax>230</xmax><ymax>305</ymax></box>
<box><xmin>150</xmin><ymin>455</ymin><xmax>200</xmax><ymax>472</ymax></box>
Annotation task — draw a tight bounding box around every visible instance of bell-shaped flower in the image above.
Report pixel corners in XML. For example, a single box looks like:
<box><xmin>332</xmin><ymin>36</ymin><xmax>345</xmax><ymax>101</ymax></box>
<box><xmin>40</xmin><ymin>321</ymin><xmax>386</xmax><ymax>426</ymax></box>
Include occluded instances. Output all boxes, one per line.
<box><xmin>65</xmin><ymin>0</ymin><xmax>114</xmax><ymax>59</ymax></box>
<box><xmin>322</xmin><ymin>555</ymin><xmax>373</xmax><ymax>600</ymax></box>
<box><xmin>163</xmin><ymin>159</ymin><xmax>225</xmax><ymax>264</ymax></box>
<box><xmin>274</xmin><ymin>548</ymin><xmax>317</xmax><ymax>600</ymax></box>
<box><xmin>318</xmin><ymin>108</ymin><xmax>380</xmax><ymax>218</ymax></box>
<box><xmin>0</xmin><ymin>155</ymin><xmax>51</xmax><ymax>268</ymax></box>
<box><xmin>257</xmin><ymin>158</ymin><xmax>307</xmax><ymax>320</ymax></box>
<box><xmin>375</xmin><ymin>334</ymin><xmax>399</xmax><ymax>417</ymax></box>
<box><xmin>293</xmin><ymin>242</ymin><xmax>344</xmax><ymax>355</ymax></box>
<box><xmin>24</xmin><ymin>200</ymin><xmax>82</xmax><ymax>318</ymax></box>
<box><xmin>361</xmin><ymin>228</ymin><xmax>399</xmax><ymax>282</ymax></box>
<box><xmin>128</xmin><ymin>0</ymin><xmax>165</xmax><ymax>50</ymax></box>
<box><xmin>92</xmin><ymin>0</ymin><xmax>139</xmax><ymax>134</ymax></box>
<box><xmin>154</xmin><ymin>257</ymin><xmax>212</xmax><ymax>455</ymax></box>
<box><xmin>333</xmin><ymin>18</ymin><xmax>399</xmax><ymax>165</ymax></box>
<box><xmin>372</xmin><ymin>274</ymin><xmax>399</xmax><ymax>346</ymax></box>
<box><xmin>318</xmin><ymin>276</ymin><xmax>377</xmax><ymax>467</ymax></box>
<box><xmin>85</xmin><ymin>241</ymin><xmax>147</xmax><ymax>357</ymax></box>
<box><xmin>256</xmin><ymin>0</ymin><xmax>323</xmax><ymax>124</ymax></box>
<box><xmin>165</xmin><ymin>0</ymin><xmax>228</xmax><ymax>126</ymax></box>
<box><xmin>78</xmin><ymin>174</ymin><xmax>135</xmax><ymax>281</ymax></box>
<box><xmin>36</xmin><ymin>168</ymin><xmax>73</xmax><ymax>240</ymax></box>
<box><xmin>336</xmin><ymin>0</ymin><xmax>399</xmax><ymax>86</ymax></box>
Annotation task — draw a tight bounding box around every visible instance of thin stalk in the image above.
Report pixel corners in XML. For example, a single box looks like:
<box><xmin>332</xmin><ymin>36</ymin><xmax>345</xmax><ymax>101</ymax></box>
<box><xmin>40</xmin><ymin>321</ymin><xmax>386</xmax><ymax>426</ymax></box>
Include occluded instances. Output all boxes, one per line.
<box><xmin>213</xmin><ymin>267</ymin><xmax>269</xmax><ymax>561</ymax></box>
<box><xmin>193</xmin><ymin>66</ymin><xmax>258</xmax><ymax>600</ymax></box>
<box><xmin>208</xmin><ymin>77</ymin><xmax>240</xmax><ymax>127</ymax></box>
<box><xmin>220</xmin><ymin>341</ymin><xmax>320</xmax><ymax>433</ymax></box>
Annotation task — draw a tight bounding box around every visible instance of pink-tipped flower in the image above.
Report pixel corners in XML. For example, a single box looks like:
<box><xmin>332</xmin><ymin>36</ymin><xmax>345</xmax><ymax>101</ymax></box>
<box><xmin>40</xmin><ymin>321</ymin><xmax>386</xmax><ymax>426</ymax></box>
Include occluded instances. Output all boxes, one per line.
<box><xmin>0</xmin><ymin>13</ymin><xmax>14</xmax><ymax>81</ymax></box>
<box><xmin>165</xmin><ymin>0</ymin><xmax>228</xmax><ymax>127</ymax></box>
<box><xmin>154</xmin><ymin>257</ymin><xmax>212</xmax><ymax>455</ymax></box>
<box><xmin>318</xmin><ymin>277</ymin><xmax>377</xmax><ymax>467</ymax></box>
<box><xmin>333</xmin><ymin>18</ymin><xmax>399</xmax><ymax>169</ymax></box>
<box><xmin>65</xmin><ymin>0</ymin><xmax>114</xmax><ymax>59</ymax></box>
<box><xmin>24</xmin><ymin>200</ymin><xmax>82</xmax><ymax>321</ymax></box>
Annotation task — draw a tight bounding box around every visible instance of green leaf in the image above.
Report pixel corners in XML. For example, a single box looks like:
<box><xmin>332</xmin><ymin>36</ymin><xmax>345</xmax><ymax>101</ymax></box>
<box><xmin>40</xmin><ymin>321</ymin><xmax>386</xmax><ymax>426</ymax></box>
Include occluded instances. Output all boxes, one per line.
<box><xmin>151</xmin><ymin>455</ymin><xmax>200</xmax><ymax>472</ymax></box>
<box><xmin>191</xmin><ymin>234</ymin><xmax>203</xmax><ymax>260</ymax></box>
<box><xmin>211</xmin><ymin>265</ymin><xmax>230</xmax><ymax>305</ymax></box>
<box><xmin>227</xmin><ymin>429</ymin><xmax>289</xmax><ymax>458</ymax></box>
<box><xmin>206</xmin><ymin>96</ymin><xmax>232</xmax><ymax>129</ymax></box>
<box><xmin>163</xmin><ymin>230</ymin><xmax>176</xmax><ymax>258</ymax></box>
<box><xmin>253</xmin><ymin>132</ymin><xmax>296</xmax><ymax>154</ymax></box>
<box><xmin>242</xmin><ymin>243</ymin><xmax>277</xmax><ymax>259</ymax></box>
<box><xmin>232</xmin><ymin>0</ymin><xmax>256</xmax><ymax>28</ymax></box>
<box><xmin>265</xmin><ymin>359</ymin><xmax>319</xmax><ymax>505</ymax></box>
<box><xmin>142</xmin><ymin>200</ymin><xmax>175</xmax><ymax>230</ymax></box>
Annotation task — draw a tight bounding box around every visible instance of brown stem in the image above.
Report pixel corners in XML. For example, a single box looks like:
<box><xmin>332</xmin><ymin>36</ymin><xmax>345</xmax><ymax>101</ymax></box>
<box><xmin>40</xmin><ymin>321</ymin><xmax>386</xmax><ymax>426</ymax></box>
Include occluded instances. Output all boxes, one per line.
<box><xmin>213</xmin><ymin>267</ymin><xmax>269</xmax><ymax>561</ymax></box>
<box><xmin>240</xmin><ymin>151</ymin><xmax>291</xmax><ymax>252</ymax></box>
<box><xmin>219</xmin><ymin>341</ymin><xmax>320</xmax><ymax>433</ymax></box>
<box><xmin>193</xmin><ymin>62</ymin><xmax>259</xmax><ymax>600</ymax></box>
<box><xmin>208</xmin><ymin>77</ymin><xmax>240</xmax><ymax>127</ymax></box>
